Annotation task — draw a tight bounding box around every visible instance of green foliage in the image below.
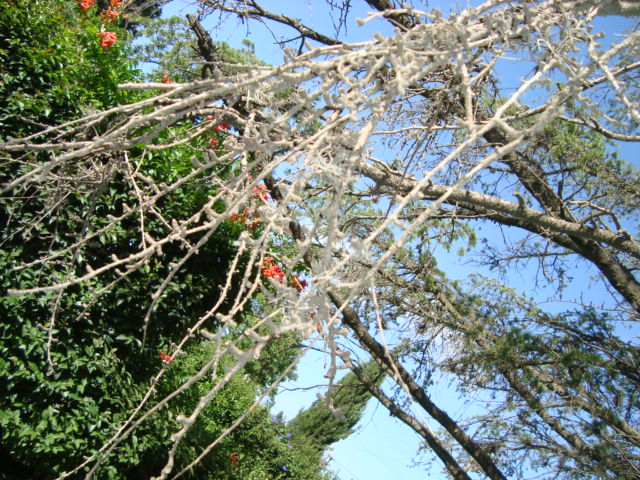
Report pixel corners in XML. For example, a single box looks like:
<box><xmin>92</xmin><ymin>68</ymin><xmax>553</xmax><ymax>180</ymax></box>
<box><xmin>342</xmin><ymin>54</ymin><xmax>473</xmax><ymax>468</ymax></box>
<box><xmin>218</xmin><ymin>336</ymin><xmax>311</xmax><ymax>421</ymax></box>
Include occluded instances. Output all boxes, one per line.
<box><xmin>132</xmin><ymin>15</ymin><xmax>264</xmax><ymax>82</ymax></box>
<box><xmin>288</xmin><ymin>359</ymin><xmax>385</xmax><ymax>457</ymax></box>
<box><xmin>418</xmin><ymin>277</ymin><xmax>640</xmax><ymax>478</ymax></box>
<box><xmin>0</xmin><ymin>0</ymin><xmax>138</xmax><ymax>141</ymax></box>
<box><xmin>0</xmin><ymin>3</ymin><xmax>166</xmax><ymax>475</ymax></box>
<box><xmin>0</xmin><ymin>3</ymin><xmax>338</xmax><ymax>478</ymax></box>
<box><xmin>537</xmin><ymin>118</ymin><xmax>640</xmax><ymax>220</ymax></box>
<box><xmin>150</xmin><ymin>342</ymin><xmax>333</xmax><ymax>480</ymax></box>
<box><xmin>97</xmin><ymin>0</ymin><xmax>163</xmax><ymax>28</ymax></box>
<box><xmin>0</xmin><ymin>246</ymin><xmax>176</xmax><ymax>479</ymax></box>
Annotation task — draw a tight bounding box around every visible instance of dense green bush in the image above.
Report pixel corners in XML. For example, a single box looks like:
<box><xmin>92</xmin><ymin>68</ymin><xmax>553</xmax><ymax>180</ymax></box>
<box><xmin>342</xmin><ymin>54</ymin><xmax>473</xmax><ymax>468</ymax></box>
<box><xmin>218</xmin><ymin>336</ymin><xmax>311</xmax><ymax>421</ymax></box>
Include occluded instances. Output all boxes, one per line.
<box><xmin>0</xmin><ymin>2</ymin><xmax>339</xmax><ymax>478</ymax></box>
<box><xmin>0</xmin><ymin>0</ymin><xmax>137</xmax><ymax>141</ymax></box>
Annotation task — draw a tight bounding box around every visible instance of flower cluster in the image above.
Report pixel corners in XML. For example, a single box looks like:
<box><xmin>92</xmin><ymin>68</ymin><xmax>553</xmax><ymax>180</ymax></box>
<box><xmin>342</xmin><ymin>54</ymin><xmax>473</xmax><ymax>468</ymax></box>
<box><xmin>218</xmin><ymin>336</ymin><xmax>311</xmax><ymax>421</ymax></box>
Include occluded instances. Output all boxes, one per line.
<box><xmin>278</xmin><ymin>431</ymin><xmax>293</xmax><ymax>449</ymax></box>
<box><xmin>229</xmin><ymin>451</ymin><xmax>239</xmax><ymax>467</ymax></box>
<box><xmin>97</xmin><ymin>31</ymin><xmax>117</xmax><ymax>49</ymax></box>
<box><xmin>229</xmin><ymin>208</ymin><xmax>260</xmax><ymax>230</ymax></box>
<box><xmin>228</xmin><ymin>184</ymin><xmax>307</xmax><ymax>292</ymax></box>
<box><xmin>230</xmin><ymin>209</ymin><xmax>248</xmax><ymax>224</ymax></box>
<box><xmin>261</xmin><ymin>257</ymin><xmax>285</xmax><ymax>282</ymax></box>
<box><xmin>204</xmin><ymin>116</ymin><xmax>229</xmax><ymax>145</ymax></box>
<box><xmin>159</xmin><ymin>352</ymin><xmax>172</xmax><ymax>364</ymax></box>
<box><xmin>78</xmin><ymin>0</ymin><xmax>122</xmax><ymax>49</ymax></box>
<box><xmin>227</xmin><ymin>179</ymin><xmax>272</xmax><ymax>231</ymax></box>
<box><xmin>261</xmin><ymin>257</ymin><xmax>309</xmax><ymax>293</ymax></box>
<box><xmin>99</xmin><ymin>8</ymin><xmax>119</xmax><ymax>23</ymax></box>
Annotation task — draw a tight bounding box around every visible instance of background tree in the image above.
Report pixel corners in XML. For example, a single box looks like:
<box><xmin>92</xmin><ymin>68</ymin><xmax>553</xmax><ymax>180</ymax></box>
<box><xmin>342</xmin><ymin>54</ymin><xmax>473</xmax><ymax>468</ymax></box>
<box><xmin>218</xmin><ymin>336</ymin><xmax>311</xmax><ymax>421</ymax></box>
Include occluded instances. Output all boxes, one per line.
<box><xmin>288</xmin><ymin>357</ymin><xmax>386</xmax><ymax>462</ymax></box>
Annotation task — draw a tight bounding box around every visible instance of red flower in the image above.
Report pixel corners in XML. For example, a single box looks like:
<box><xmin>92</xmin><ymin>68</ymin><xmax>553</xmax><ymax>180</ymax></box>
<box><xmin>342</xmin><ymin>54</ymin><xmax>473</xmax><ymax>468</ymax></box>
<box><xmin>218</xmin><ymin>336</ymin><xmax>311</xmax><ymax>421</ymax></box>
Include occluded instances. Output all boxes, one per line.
<box><xmin>263</xmin><ymin>265</ymin><xmax>285</xmax><ymax>282</ymax></box>
<box><xmin>214</xmin><ymin>123</ymin><xmax>229</xmax><ymax>131</ymax></box>
<box><xmin>159</xmin><ymin>352</ymin><xmax>173</xmax><ymax>364</ymax></box>
<box><xmin>97</xmin><ymin>31</ymin><xmax>117</xmax><ymax>49</ymax></box>
<box><xmin>78</xmin><ymin>0</ymin><xmax>94</xmax><ymax>12</ymax></box>
<box><xmin>230</xmin><ymin>452</ymin><xmax>240</xmax><ymax>467</ymax></box>
<box><xmin>230</xmin><ymin>209</ymin><xmax>248</xmax><ymax>224</ymax></box>
<box><xmin>262</xmin><ymin>258</ymin><xmax>285</xmax><ymax>282</ymax></box>
<box><xmin>110</xmin><ymin>0</ymin><xmax>123</xmax><ymax>6</ymax></box>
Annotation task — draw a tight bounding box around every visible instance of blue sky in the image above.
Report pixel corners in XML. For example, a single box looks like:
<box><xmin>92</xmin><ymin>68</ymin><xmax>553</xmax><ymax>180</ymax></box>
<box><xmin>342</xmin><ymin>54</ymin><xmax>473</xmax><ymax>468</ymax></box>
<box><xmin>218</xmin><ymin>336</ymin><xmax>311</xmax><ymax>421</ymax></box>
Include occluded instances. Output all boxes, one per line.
<box><xmin>159</xmin><ymin>1</ymin><xmax>638</xmax><ymax>478</ymax></box>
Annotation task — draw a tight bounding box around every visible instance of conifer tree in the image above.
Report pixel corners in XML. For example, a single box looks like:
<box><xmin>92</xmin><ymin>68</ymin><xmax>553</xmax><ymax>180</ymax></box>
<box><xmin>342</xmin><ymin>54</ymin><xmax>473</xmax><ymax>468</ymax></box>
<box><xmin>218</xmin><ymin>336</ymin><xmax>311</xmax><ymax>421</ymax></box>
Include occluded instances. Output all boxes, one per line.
<box><xmin>288</xmin><ymin>359</ymin><xmax>386</xmax><ymax>455</ymax></box>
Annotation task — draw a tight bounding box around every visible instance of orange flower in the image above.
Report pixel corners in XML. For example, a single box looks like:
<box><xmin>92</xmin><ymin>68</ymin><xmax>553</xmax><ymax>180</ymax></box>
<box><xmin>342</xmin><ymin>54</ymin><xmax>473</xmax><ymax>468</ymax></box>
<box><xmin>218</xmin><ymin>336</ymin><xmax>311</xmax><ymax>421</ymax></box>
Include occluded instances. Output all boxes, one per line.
<box><xmin>262</xmin><ymin>257</ymin><xmax>285</xmax><ymax>282</ymax></box>
<box><xmin>159</xmin><ymin>352</ymin><xmax>173</xmax><ymax>364</ymax></box>
<box><xmin>159</xmin><ymin>73</ymin><xmax>177</xmax><ymax>93</ymax></box>
<box><xmin>100</xmin><ymin>9</ymin><xmax>120</xmax><ymax>23</ymax></box>
<box><xmin>160</xmin><ymin>73</ymin><xmax>175</xmax><ymax>84</ymax></box>
<box><xmin>78</xmin><ymin>0</ymin><xmax>94</xmax><ymax>12</ymax></box>
<box><xmin>97</xmin><ymin>31</ymin><xmax>117</xmax><ymax>49</ymax></box>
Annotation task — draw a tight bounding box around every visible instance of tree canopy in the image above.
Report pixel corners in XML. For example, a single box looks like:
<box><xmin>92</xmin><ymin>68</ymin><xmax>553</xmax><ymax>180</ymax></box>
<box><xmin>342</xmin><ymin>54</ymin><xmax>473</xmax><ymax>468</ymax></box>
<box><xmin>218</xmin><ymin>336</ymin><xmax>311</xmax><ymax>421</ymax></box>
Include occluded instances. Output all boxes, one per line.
<box><xmin>1</xmin><ymin>0</ymin><xmax>639</xmax><ymax>479</ymax></box>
